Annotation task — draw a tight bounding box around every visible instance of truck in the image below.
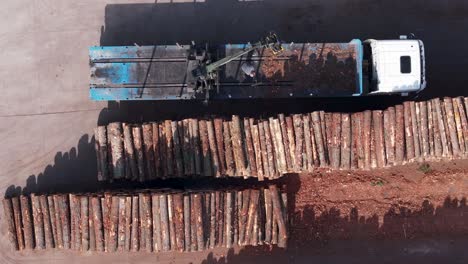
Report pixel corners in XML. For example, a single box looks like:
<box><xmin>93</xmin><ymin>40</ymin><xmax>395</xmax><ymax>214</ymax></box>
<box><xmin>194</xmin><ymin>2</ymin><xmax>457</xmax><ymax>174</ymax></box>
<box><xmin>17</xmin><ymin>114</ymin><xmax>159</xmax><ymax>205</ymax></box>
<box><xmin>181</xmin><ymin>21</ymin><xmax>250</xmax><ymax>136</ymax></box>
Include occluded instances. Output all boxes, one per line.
<box><xmin>89</xmin><ymin>33</ymin><xmax>426</xmax><ymax>102</ymax></box>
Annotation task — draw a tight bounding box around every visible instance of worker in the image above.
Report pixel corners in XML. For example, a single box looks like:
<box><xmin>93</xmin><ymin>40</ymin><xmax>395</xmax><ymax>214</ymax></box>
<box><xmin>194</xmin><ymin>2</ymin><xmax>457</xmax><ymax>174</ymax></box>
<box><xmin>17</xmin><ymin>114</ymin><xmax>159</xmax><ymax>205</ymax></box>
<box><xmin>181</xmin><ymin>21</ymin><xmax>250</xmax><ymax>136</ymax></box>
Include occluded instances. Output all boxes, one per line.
<box><xmin>241</xmin><ymin>62</ymin><xmax>256</xmax><ymax>77</ymax></box>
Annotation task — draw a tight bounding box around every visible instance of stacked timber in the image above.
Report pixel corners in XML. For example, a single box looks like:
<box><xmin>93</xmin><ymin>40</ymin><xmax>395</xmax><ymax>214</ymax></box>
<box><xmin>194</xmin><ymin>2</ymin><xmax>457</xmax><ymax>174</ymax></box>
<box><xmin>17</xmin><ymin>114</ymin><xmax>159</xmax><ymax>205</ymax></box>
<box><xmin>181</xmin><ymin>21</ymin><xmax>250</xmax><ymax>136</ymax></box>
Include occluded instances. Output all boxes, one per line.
<box><xmin>95</xmin><ymin>97</ymin><xmax>468</xmax><ymax>182</ymax></box>
<box><xmin>3</xmin><ymin>185</ymin><xmax>288</xmax><ymax>252</ymax></box>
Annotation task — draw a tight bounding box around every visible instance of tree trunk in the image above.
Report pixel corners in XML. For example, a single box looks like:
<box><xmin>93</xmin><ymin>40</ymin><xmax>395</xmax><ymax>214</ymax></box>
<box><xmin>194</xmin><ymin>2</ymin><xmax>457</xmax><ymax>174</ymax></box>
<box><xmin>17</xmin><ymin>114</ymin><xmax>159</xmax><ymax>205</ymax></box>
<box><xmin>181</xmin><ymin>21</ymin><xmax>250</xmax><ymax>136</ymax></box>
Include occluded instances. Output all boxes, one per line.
<box><xmin>117</xmin><ymin>197</ymin><xmax>126</xmax><ymax>251</ymax></box>
<box><xmin>96</xmin><ymin>126</ymin><xmax>109</xmax><ymax>181</ymax></box>
<box><xmin>80</xmin><ymin>196</ymin><xmax>89</xmax><ymax>251</ymax></box>
<box><xmin>454</xmin><ymin>97</ymin><xmax>468</xmax><ymax>153</ymax></box>
<box><xmin>183</xmin><ymin>195</ymin><xmax>191</xmax><ymax>251</ymax></box>
<box><xmin>225</xmin><ymin>192</ymin><xmax>233</xmax><ymax>248</ymax></box>
<box><xmin>223</xmin><ymin>121</ymin><xmax>235</xmax><ymax>176</ymax></box>
<box><xmin>403</xmin><ymin>102</ymin><xmax>415</xmax><ymax>161</ymax></box>
<box><xmin>263</xmin><ymin>120</ymin><xmax>277</xmax><ymax>178</ymax></box>
<box><xmin>231</xmin><ymin>116</ymin><xmax>247</xmax><ymax>176</ymax></box>
<box><xmin>173</xmin><ymin>194</ymin><xmax>185</xmax><ymax>252</ymax></box>
<box><xmin>164</xmin><ymin>120</ymin><xmax>175</xmax><ymax>176</ymax></box>
<box><xmin>271</xmin><ymin>118</ymin><xmax>287</xmax><ymax>174</ymax></box>
<box><xmin>20</xmin><ymin>196</ymin><xmax>34</xmax><ymax>250</ymax></box>
<box><xmin>58</xmin><ymin>195</ymin><xmax>70</xmax><ymax>249</ymax></box>
<box><xmin>278</xmin><ymin>114</ymin><xmax>292</xmax><ymax>170</ymax></box>
<box><xmin>159</xmin><ymin>194</ymin><xmax>170</xmax><ymax>252</ymax></box>
<box><xmin>444</xmin><ymin>98</ymin><xmax>461</xmax><ymax>157</ymax></box>
<box><xmin>245</xmin><ymin>190</ymin><xmax>259</xmax><ymax>245</ymax></box>
<box><xmin>258</xmin><ymin>121</ymin><xmax>270</xmax><ymax>179</ymax></box>
<box><xmin>373</xmin><ymin>110</ymin><xmax>386</xmax><ymax>168</ymax></box>
<box><xmin>311</xmin><ymin>112</ymin><xmax>327</xmax><ymax>167</ymax></box>
<box><xmin>123</xmin><ymin>124</ymin><xmax>138</xmax><ymax>180</ymax></box>
<box><xmin>433</xmin><ymin>98</ymin><xmax>450</xmax><ymax>157</ymax></box>
<box><xmin>250</xmin><ymin>120</ymin><xmax>264</xmax><ymax>180</ymax></box>
<box><xmin>108</xmin><ymin>196</ymin><xmax>119</xmax><ymax>252</ymax></box>
<box><xmin>132</xmin><ymin>126</ymin><xmax>146</xmax><ymax>182</ymax></box>
<box><xmin>292</xmin><ymin>115</ymin><xmax>304</xmax><ymax>171</ymax></box>
<box><xmin>151</xmin><ymin>194</ymin><xmax>161</xmax><ymax>252</ymax></box>
<box><xmin>52</xmin><ymin>195</ymin><xmax>63</xmax><ymax>249</ymax></box>
<box><xmin>331</xmin><ymin>113</ymin><xmax>342</xmax><ymax>169</ymax></box>
<box><xmin>244</xmin><ymin>118</ymin><xmax>258</xmax><ymax>177</ymax></box>
<box><xmin>142</xmin><ymin>123</ymin><xmax>156</xmax><ymax>180</ymax></box>
<box><xmin>269</xmin><ymin>186</ymin><xmax>287</xmax><ymax>248</ymax></box>
<box><xmin>209</xmin><ymin>192</ymin><xmax>216</xmax><ymax>249</ymax></box>
<box><xmin>39</xmin><ymin>196</ymin><xmax>53</xmax><ymax>249</ymax></box>
<box><xmin>31</xmin><ymin>194</ymin><xmax>45</xmax><ymax>249</ymax></box>
<box><xmin>167</xmin><ymin>195</ymin><xmax>176</xmax><ymax>251</ymax></box>
<box><xmin>199</xmin><ymin>120</ymin><xmax>213</xmax><ymax>176</ymax></box>
<box><xmin>214</xmin><ymin>118</ymin><xmax>227</xmax><ymax>176</ymax></box>
<box><xmin>130</xmin><ymin>195</ymin><xmax>139</xmax><ymax>252</ymax></box>
<box><xmin>152</xmin><ymin>122</ymin><xmax>162</xmax><ymax>178</ymax></box>
<box><xmin>3</xmin><ymin>199</ymin><xmax>19</xmax><ymax>250</ymax></box>
<box><xmin>207</xmin><ymin>120</ymin><xmax>221</xmax><ymax>177</ymax></box>
<box><xmin>171</xmin><ymin>121</ymin><xmax>184</xmax><ymax>177</ymax></box>
<box><xmin>193</xmin><ymin>194</ymin><xmax>204</xmax><ymax>251</ymax></box>
<box><xmin>340</xmin><ymin>113</ymin><xmax>351</xmax><ymax>169</ymax></box>
<box><xmin>91</xmin><ymin>197</ymin><xmax>104</xmax><ymax>251</ymax></box>
<box><xmin>181</xmin><ymin>120</ymin><xmax>193</xmax><ymax>175</ymax></box>
<box><xmin>419</xmin><ymin>102</ymin><xmax>430</xmax><ymax>158</ymax></box>
<box><xmin>158</xmin><ymin>123</ymin><xmax>168</xmax><ymax>178</ymax></box>
<box><xmin>285</xmin><ymin>116</ymin><xmax>297</xmax><ymax>169</ymax></box>
<box><xmin>108</xmin><ymin>122</ymin><xmax>125</xmax><ymax>179</ymax></box>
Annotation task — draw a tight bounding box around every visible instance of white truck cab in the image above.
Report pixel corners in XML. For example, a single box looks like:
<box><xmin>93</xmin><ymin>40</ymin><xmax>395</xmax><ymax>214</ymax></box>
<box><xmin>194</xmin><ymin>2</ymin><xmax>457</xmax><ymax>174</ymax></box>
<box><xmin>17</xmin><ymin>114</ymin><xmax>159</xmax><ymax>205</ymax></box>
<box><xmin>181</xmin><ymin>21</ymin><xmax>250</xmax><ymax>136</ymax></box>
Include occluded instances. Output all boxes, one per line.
<box><xmin>365</xmin><ymin>37</ymin><xmax>426</xmax><ymax>95</ymax></box>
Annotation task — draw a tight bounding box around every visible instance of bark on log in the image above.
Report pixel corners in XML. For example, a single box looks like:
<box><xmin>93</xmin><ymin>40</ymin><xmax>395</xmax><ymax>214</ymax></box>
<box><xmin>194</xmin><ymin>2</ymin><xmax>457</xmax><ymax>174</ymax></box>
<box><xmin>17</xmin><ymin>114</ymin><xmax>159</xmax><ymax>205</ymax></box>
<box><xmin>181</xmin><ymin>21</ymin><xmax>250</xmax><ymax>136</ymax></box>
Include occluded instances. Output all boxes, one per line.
<box><xmin>164</xmin><ymin>120</ymin><xmax>175</xmax><ymax>176</ymax></box>
<box><xmin>340</xmin><ymin>113</ymin><xmax>351</xmax><ymax>169</ymax></box>
<box><xmin>452</xmin><ymin>99</ymin><xmax>466</xmax><ymax>154</ymax></box>
<box><xmin>117</xmin><ymin>197</ymin><xmax>125</xmax><ymax>251</ymax></box>
<box><xmin>91</xmin><ymin>197</ymin><xmax>104</xmax><ymax>252</ymax></box>
<box><xmin>190</xmin><ymin>193</ymin><xmax>198</xmax><ymax>251</ymax></box>
<box><xmin>142</xmin><ymin>123</ymin><xmax>156</xmax><ymax>180</ymax></box>
<box><xmin>12</xmin><ymin>197</ymin><xmax>24</xmax><ymax>250</ymax></box>
<box><xmin>431</xmin><ymin>100</ymin><xmax>442</xmax><ymax>157</ymax></box>
<box><xmin>142</xmin><ymin>194</ymin><xmax>152</xmax><ymax>252</ymax></box>
<box><xmin>158</xmin><ymin>123</ymin><xmax>168</xmax><ymax>178</ymax></box>
<box><xmin>410</xmin><ymin>102</ymin><xmax>421</xmax><ymax>159</ymax></box>
<box><xmin>444</xmin><ymin>98</ymin><xmax>461</xmax><ymax>157</ymax></box>
<box><xmin>124</xmin><ymin>197</ymin><xmax>131</xmax><ymax>251</ymax></box>
<box><xmin>373</xmin><ymin>110</ymin><xmax>386</xmax><ymax>168</ymax></box>
<box><xmin>81</xmin><ymin>196</ymin><xmax>89</xmax><ymax>251</ymax></box>
<box><xmin>308</xmin><ymin>114</ymin><xmax>319</xmax><ymax>167</ymax></box>
<box><xmin>285</xmin><ymin>116</ymin><xmax>297</xmax><ymax>169</ymax></box>
<box><xmin>181</xmin><ymin>120</ymin><xmax>193</xmax><ymax>175</ymax></box>
<box><xmin>171</xmin><ymin>121</ymin><xmax>184</xmax><ymax>177</ymax></box>
<box><xmin>264</xmin><ymin>188</ymin><xmax>272</xmax><ymax>244</ymax></box>
<box><xmin>151</xmin><ymin>194</ymin><xmax>161</xmax><ymax>252</ymax></box>
<box><xmin>183</xmin><ymin>195</ymin><xmax>191</xmax><ymax>251</ymax></box>
<box><xmin>433</xmin><ymin>99</ymin><xmax>450</xmax><ymax>157</ymax></box>
<box><xmin>370</xmin><ymin>114</ymin><xmax>377</xmax><ymax>168</ymax></box>
<box><xmin>71</xmin><ymin>194</ymin><xmax>81</xmax><ymax>250</ymax></box>
<box><xmin>3</xmin><ymin>199</ymin><xmax>18</xmax><ymax>250</ymax></box>
<box><xmin>303</xmin><ymin>114</ymin><xmax>313</xmax><ymax>171</ymax></box>
<box><xmin>172</xmin><ymin>194</ymin><xmax>185</xmax><ymax>252</ymax></box>
<box><xmin>132</xmin><ymin>126</ymin><xmax>146</xmax><ymax>182</ymax></box>
<box><xmin>209</xmin><ymin>192</ymin><xmax>216</xmax><ymax>248</ymax></box>
<box><xmin>331</xmin><ymin>113</ymin><xmax>342</xmax><ymax>169</ymax></box>
<box><xmin>159</xmin><ymin>194</ymin><xmax>170</xmax><ymax>252</ymax></box>
<box><xmin>214</xmin><ymin>118</ymin><xmax>226</xmax><ymax>176</ymax></box>
<box><xmin>244</xmin><ymin>118</ymin><xmax>257</xmax><ymax>177</ymax></box>
<box><xmin>20</xmin><ymin>196</ymin><xmax>34</xmax><ymax>250</ymax></box>
<box><xmin>108</xmin><ymin>196</ymin><xmax>119</xmax><ymax>252</ymax></box>
<box><xmin>419</xmin><ymin>102</ymin><xmax>430</xmax><ymax>157</ymax></box>
<box><xmin>207</xmin><ymin>120</ymin><xmax>221</xmax><ymax>177</ymax></box>
<box><xmin>167</xmin><ymin>195</ymin><xmax>176</xmax><ymax>251</ymax></box>
<box><xmin>108</xmin><ymin>122</ymin><xmax>125</xmax><ymax>179</ymax></box>
<box><xmin>231</xmin><ymin>116</ymin><xmax>247</xmax><ymax>176</ymax></box>
<box><xmin>350</xmin><ymin>113</ymin><xmax>359</xmax><ymax>169</ymax></box>
<box><xmin>58</xmin><ymin>195</ymin><xmax>70</xmax><ymax>249</ymax></box>
<box><xmin>123</xmin><ymin>124</ymin><xmax>138</xmax><ymax>180</ymax></box>
<box><xmin>96</xmin><ymin>126</ymin><xmax>109</xmax><ymax>181</ymax></box>
<box><xmin>152</xmin><ymin>122</ymin><xmax>162</xmax><ymax>178</ymax></box>
<box><xmin>39</xmin><ymin>196</ymin><xmax>53</xmax><ymax>249</ymax></box>
<box><xmin>292</xmin><ymin>114</ymin><xmax>304</xmax><ymax>171</ymax></box>
<box><xmin>269</xmin><ymin>186</ymin><xmax>287</xmax><ymax>248</ymax></box>
<box><xmin>130</xmin><ymin>196</ymin><xmax>139</xmax><ymax>252</ymax></box>
<box><xmin>403</xmin><ymin>102</ymin><xmax>415</xmax><ymax>161</ymax></box>
<box><xmin>271</xmin><ymin>118</ymin><xmax>287</xmax><ymax>173</ymax></box>
<box><xmin>427</xmin><ymin>101</ymin><xmax>435</xmax><ymax>157</ymax></box>
<box><xmin>258</xmin><ymin>121</ymin><xmax>270</xmax><ymax>179</ymax></box>
<box><xmin>191</xmin><ymin>119</ymin><xmax>202</xmax><ymax>175</ymax></box>
<box><xmin>233</xmin><ymin>191</ymin><xmax>240</xmax><ymax>246</ymax></box>
<box><xmin>245</xmin><ymin>190</ymin><xmax>259</xmax><ymax>246</ymax></box>
<box><xmin>222</xmin><ymin>121</ymin><xmax>235</xmax><ymax>176</ymax></box>
<box><xmin>215</xmin><ymin>192</ymin><xmax>224</xmax><ymax>247</ymax></box>
<box><xmin>263</xmin><ymin>120</ymin><xmax>277</xmax><ymax>178</ymax></box>
<box><xmin>394</xmin><ymin>105</ymin><xmax>405</xmax><ymax>164</ymax></box>
<box><xmin>238</xmin><ymin>189</ymin><xmax>250</xmax><ymax>245</ymax></box>
<box><xmin>250</xmin><ymin>120</ymin><xmax>264</xmax><ymax>180</ymax></box>
<box><xmin>31</xmin><ymin>194</ymin><xmax>45</xmax><ymax>249</ymax></box>
<box><xmin>225</xmin><ymin>192</ymin><xmax>233</xmax><ymax>248</ymax></box>
<box><xmin>442</xmin><ymin>100</ymin><xmax>453</xmax><ymax>155</ymax></box>
<box><xmin>52</xmin><ymin>195</ymin><xmax>63</xmax><ymax>249</ymax></box>
<box><xmin>278</xmin><ymin>114</ymin><xmax>292</xmax><ymax>170</ymax></box>
<box><xmin>193</xmin><ymin>194</ymin><xmax>204</xmax><ymax>251</ymax></box>
<box><xmin>88</xmin><ymin>198</ymin><xmax>96</xmax><ymax>251</ymax></box>
<box><xmin>324</xmin><ymin>113</ymin><xmax>333</xmax><ymax>167</ymax></box>
<box><xmin>311</xmin><ymin>112</ymin><xmax>327</xmax><ymax>166</ymax></box>
<box><xmin>199</xmin><ymin>120</ymin><xmax>213</xmax><ymax>177</ymax></box>
<box><xmin>454</xmin><ymin>97</ymin><xmax>468</xmax><ymax>152</ymax></box>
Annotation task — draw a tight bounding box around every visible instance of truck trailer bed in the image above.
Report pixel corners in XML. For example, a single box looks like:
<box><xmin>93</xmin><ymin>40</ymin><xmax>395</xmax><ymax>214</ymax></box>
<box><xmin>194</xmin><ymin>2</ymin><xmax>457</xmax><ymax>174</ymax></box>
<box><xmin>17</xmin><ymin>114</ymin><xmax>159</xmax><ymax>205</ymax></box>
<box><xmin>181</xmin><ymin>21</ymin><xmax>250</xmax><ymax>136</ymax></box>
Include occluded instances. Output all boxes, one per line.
<box><xmin>89</xmin><ymin>40</ymin><xmax>363</xmax><ymax>101</ymax></box>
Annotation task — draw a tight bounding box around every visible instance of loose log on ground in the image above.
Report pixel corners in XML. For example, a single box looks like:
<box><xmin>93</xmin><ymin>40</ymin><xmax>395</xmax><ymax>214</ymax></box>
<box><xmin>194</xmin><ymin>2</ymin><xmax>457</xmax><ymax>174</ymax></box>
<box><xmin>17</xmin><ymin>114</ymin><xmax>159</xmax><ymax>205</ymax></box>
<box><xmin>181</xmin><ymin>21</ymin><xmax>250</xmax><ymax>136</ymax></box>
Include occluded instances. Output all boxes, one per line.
<box><xmin>20</xmin><ymin>196</ymin><xmax>34</xmax><ymax>249</ymax></box>
<box><xmin>244</xmin><ymin>118</ymin><xmax>257</xmax><ymax>177</ymax></box>
<box><xmin>108</xmin><ymin>122</ymin><xmax>125</xmax><ymax>179</ymax></box>
<box><xmin>183</xmin><ymin>195</ymin><xmax>191</xmax><ymax>251</ymax></box>
<box><xmin>269</xmin><ymin>185</ymin><xmax>287</xmax><ymax>248</ymax></box>
<box><xmin>222</xmin><ymin>121</ymin><xmax>235</xmax><ymax>176</ymax></box>
<box><xmin>444</xmin><ymin>98</ymin><xmax>461</xmax><ymax>157</ymax></box>
<box><xmin>403</xmin><ymin>102</ymin><xmax>415</xmax><ymax>161</ymax></box>
<box><xmin>250</xmin><ymin>120</ymin><xmax>264</xmax><ymax>180</ymax></box>
<box><xmin>132</xmin><ymin>126</ymin><xmax>146</xmax><ymax>181</ymax></box>
<box><xmin>340</xmin><ymin>113</ymin><xmax>351</xmax><ymax>169</ymax></box>
<box><xmin>123</xmin><ymin>124</ymin><xmax>138</xmax><ymax>180</ymax></box>
<box><xmin>231</xmin><ymin>116</ymin><xmax>247</xmax><ymax>176</ymax></box>
<box><xmin>31</xmin><ymin>194</ymin><xmax>45</xmax><ymax>249</ymax></box>
<box><xmin>130</xmin><ymin>196</ymin><xmax>139</xmax><ymax>252</ymax></box>
<box><xmin>81</xmin><ymin>196</ymin><xmax>89</xmax><ymax>251</ymax></box>
<box><xmin>433</xmin><ymin>98</ymin><xmax>450</xmax><ymax>157</ymax></box>
<box><xmin>171</xmin><ymin>121</ymin><xmax>184</xmax><ymax>177</ymax></box>
<box><xmin>151</xmin><ymin>194</ymin><xmax>162</xmax><ymax>252</ymax></box>
<box><xmin>199</xmin><ymin>120</ymin><xmax>213</xmax><ymax>177</ymax></box>
<box><xmin>159</xmin><ymin>194</ymin><xmax>170</xmax><ymax>252</ymax></box>
<box><xmin>91</xmin><ymin>197</ymin><xmax>104</xmax><ymax>251</ymax></box>
<box><xmin>311</xmin><ymin>112</ymin><xmax>327</xmax><ymax>166</ymax></box>
<box><xmin>373</xmin><ymin>110</ymin><xmax>386</xmax><ymax>168</ymax></box>
<box><xmin>3</xmin><ymin>199</ymin><xmax>18</xmax><ymax>250</ymax></box>
<box><xmin>214</xmin><ymin>118</ymin><xmax>226</xmax><ymax>175</ymax></box>
<box><xmin>292</xmin><ymin>115</ymin><xmax>304</xmax><ymax>171</ymax></box>
<box><xmin>39</xmin><ymin>196</ymin><xmax>53</xmax><ymax>249</ymax></box>
<box><xmin>419</xmin><ymin>101</ymin><xmax>430</xmax><ymax>157</ymax></box>
<box><xmin>207</xmin><ymin>120</ymin><xmax>221</xmax><ymax>177</ymax></box>
<box><xmin>96</xmin><ymin>126</ymin><xmax>109</xmax><ymax>181</ymax></box>
<box><xmin>278</xmin><ymin>114</ymin><xmax>292</xmax><ymax>170</ymax></box>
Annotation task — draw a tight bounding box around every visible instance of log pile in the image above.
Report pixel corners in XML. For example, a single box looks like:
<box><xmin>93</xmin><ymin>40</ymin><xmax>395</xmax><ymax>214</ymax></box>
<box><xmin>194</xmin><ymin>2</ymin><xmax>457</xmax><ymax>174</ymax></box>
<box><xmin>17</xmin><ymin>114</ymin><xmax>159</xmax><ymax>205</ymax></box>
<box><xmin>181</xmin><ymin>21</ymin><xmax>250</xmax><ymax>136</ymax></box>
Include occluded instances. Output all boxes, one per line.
<box><xmin>3</xmin><ymin>185</ymin><xmax>288</xmax><ymax>252</ymax></box>
<box><xmin>95</xmin><ymin>97</ymin><xmax>468</xmax><ymax>182</ymax></box>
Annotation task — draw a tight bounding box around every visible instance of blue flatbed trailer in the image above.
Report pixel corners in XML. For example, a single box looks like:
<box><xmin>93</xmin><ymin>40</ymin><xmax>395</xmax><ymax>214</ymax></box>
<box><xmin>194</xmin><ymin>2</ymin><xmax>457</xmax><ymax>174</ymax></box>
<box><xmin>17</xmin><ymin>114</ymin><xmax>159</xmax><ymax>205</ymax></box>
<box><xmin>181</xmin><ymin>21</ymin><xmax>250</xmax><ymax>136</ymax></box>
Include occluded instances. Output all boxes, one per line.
<box><xmin>89</xmin><ymin>40</ymin><xmax>364</xmax><ymax>101</ymax></box>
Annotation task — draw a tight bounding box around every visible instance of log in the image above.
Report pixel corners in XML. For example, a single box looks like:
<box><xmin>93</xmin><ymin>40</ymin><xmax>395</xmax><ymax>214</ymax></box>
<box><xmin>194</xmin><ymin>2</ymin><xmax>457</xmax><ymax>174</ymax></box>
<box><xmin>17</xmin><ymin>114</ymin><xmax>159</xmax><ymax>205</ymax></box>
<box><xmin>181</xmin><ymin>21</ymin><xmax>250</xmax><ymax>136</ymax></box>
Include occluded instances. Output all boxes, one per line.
<box><xmin>373</xmin><ymin>110</ymin><xmax>386</xmax><ymax>168</ymax></box>
<box><xmin>142</xmin><ymin>123</ymin><xmax>156</xmax><ymax>180</ymax></box>
<box><xmin>452</xmin><ymin>98</ymin><xmax>466</xmax><ymax>154</ymax></box>
<box><xmin>278</xmin><ymin>114</ymin><xmax>292</xmax><ymax>170</ymax></box>
<box><xmin>103</xmin><ymin>194</ymin><xmax>111</xmax><ymax>251</ymax></box>
<box><xmin>238</xmin><ymin>189</ymin><xmax>250</xmax><ymax>245</ymax></box>
<box><xmin>263</xmin><ymin>120</ymin><xmax>277</xmax><ymax>178</ymax></box>
<box><xmin>225</xmin><ymin>192</ymin><xmax>233</xmax><ymax>248</ymax></box>
<box><xmin>433</xmin><ymin>98</ymin><xmax>450</xmax><ymax>157</ymax></box>
<box><xmin>403</xmin><ymin>102</ymin><xmax>415</xmax><ymax>161</ymax></box>
<box><xmin>3</xmin><ymin>199</ymin><xmax>18</xmax><ymax>250</ymax></box>
<box><xmin>257</xmin><ymin>190</ymin><xmax>265</xmax><ymax>245</ymax></box>
<box><xmin>244</xmin><ymin>118</ymin><xmax>257</xmax><ymax>177</ymax></box>
<box><xmin>250</xmin><ymin>120</ymin><xmax>264</xmax><ymax>180</ymax></box>
<box><xmin>441</xmin><ymin>100</ymin><xmax>453</xmax><ymax>155</ymax></box>
<box><xmin>158</xmin><ymin>123</ymin><xmax>168</xmax><ymax>178</ymax></box>
<box><xmin>269</xmin><ymin>185</ymin><xmax>287</xmax><ymax>248</ymax></box>
<box><xmin>455</xmin><ymin>97</ymin><xmax>468</xmax><ymax>152</ymax></box>
<box><xmin>222</xmin><ymin>121</ymin><xmax>235</xmax><ymax>176</ymax></box>
<box><xmin>117</xmin><ymin>197</ymin><xmax>126</xmax><ymax>251</ymax></box>
<box><xmin>214</xmin><ymin>118</ymin><xmax>227</xmax><ymax>176</ymax></box>
<box><xmin>81</xmin><ymin>196</ymin><xmax>89</xmax><ymax>251</ymax></box>
<box><xmin>173</xmin><ymin>194</ymin><xmax>186</xmax><ymax>251</ymax></box>
<box><xmin>123</xmin><ymin>124</ymin><xmax>138</xmax><ymax>180</ymax></box>
<box><xmin>199</xmin><ymin>120</ymin><xmax>213</xmax><ymax>177</ymax></box>
<box><xmin>324</xmin><ymin>113</ymin><xmax>333</xmax><ymax>167</ymax></box>
<box><xmin>130</xmin><ymin>196</ymin><xmax>139</xmax><ymax>252</ymax></box>
<box><xmin>444</xmin><ymin>98</ymin><xmax>461</xmax><ymax>157</ymax></box>
<box><xmin>88</xmin><ymin>199</ymin><xmax>96</xmax><ymax>251</ymax></box>
<box><xmin>107</xmin><ymin>122</ymin><xmax>125</xmax><ymax>179</ymax></box>
<box><xmin>20</xmin><ymin>196</ymin><xmax>34</xmax><ymax>250</ymax></box>
<box><xmin>183</xmin><ymin>195</ymin><xmax>191</xmax><ymax>251</ymax></box>
<box><xmin>264</xmin><ymin>188</ymin><xmax>272</xmax><ymax>244</ymax></box>
<box><xmin>142</xmin><ymin>194</ymin><xmax>152</xmax><ymax>252</ymax></box>
<box><xmin>233</xmin><ymin>191</ymin><xmax>239</xmax><ymax>246</ymax></box>
<box><xmin>350</xmin><ymin>113</ymin><xmax>359</xmax><ymax>169</ymax></box>
<box><xmin>285</xmin><ymin>116</ymin><xmax>297</xmax><ymax>169</ymax></box>
<box><xmin>245</xmin><ymin>190</ymin><xmax>259</xmax><ymax>245</ymax></box>
<box><xmin>431</xmin><ymin>100</ymin><xmax>442</xmax><ymax>157</ymax></box>
<box><xmin>209</xmin><ymin>192</ymin><xmax>216</xmax><ymax>248</ymax></box>
<box><xmin>231</xmin><ymin>116</ymin><xmax>247</xmax><ymax>176</ymax></box>
<box><xmin>171</xmin><ymin>121</ymin><xmax>184</xmax><ymax>177</ymax></box>
<box><xmin>58</xmin><ymin>195</ymin><xmax>70</xmax><ymax>249</ymax></box>
<box><xmin>191</xmin><ymin>119</ymin><xmax>202</xmax><ymax>175</ymax></box>
<box><xmin>159</xmin><ymin>194</ymin><xmax>170</xmax><ymax>252</ymax></box>
<box><xmin>394</xmin><ymin>105</ymin><xmax>405</xmax><ymax>164</ymax></box>
<box><xmin>207</xmin><ymin>120</ymin><xmax>221</xmax><ymax>177</ymax></box>
<box><xmin>410</xmin><ymin>102</ymin><xmax>421</xmax><ymax>159</ymax></box>
<box><xmin>427</xmin><ymin>101</ymin><xmax>435</xmax><ymax>157</ymax></box>
<box><xmin>270</xmin><ymin>118</ymin><xmax>287</xmax><ymax>174</ymax></box>
<box><xmin>311</xmin><ymin>112</ymin><xmax>327</xmax><ymax>166</ymax></box>
<box><xmin>215</xmin><ymin>192</ymin><xmax>224</xmax><ymax>247</ymax></box>
<box><xmin>193</xmin><ymin>194</ymin><xmax>204</xmax><ymax>251</ymax></box>
<box><xmin>331</xmin><ymin>113</ymin><xmax>342</xmax><ymax>169</ymax></box>
<box><xmin>132</xmin><ymin>126</ymin><xmax>146</xmax><ymax>182</ymax></box>
<box><xmin>11</xmin><ymin>197</ymin><xmax>24</xmax><ymax>250</ymax></box>
<box><xmin>383</xmin><ymin>109</ymin><xmax>393</xmax><ymax>165</ymax></box>
<box><xmin>124</xmin><ymin>197</ymin><xmax>131</xmax><ymax>251</ymax></box>
<box><xmin>91</xmin><ymin>197</ymin><xmax>104</xmax><ymax>251</ymax></box>
<box><xmin>252</xmin><ymin>208</ymin><xmax>259</xmax><ymax>246</ymax></box>
<box><xmin>419</xmin><ymin>102</ymin><xmax>430</xmax><ymax>157</ymax></box>
<box><xmin>167</xmin><ymin>195</ymin><xmax>176</xmax><ymax>251</ymax></box>
<box><xmin>70</xmin><ymin>194</ymin><xmax>81</xmax><ymax>250</ymax></box>
<box><xmin>151</xmin><ymin>194</ymin><xmax>161</xmax><ymax>252</ymax></box>
<box><xmin>271</xmin><ymin>207</ymin><xmax>278</xmax><ymax>245</ymax></box>
<box><xmin>370</xmin><ymin>114</ymin><xmax>377</xmax><ymax>168</ymax></box>
<box><xmin>258</xmin><ymin>121</ymin><xmax>271</xmax><ymax>179</ymax></box>
<box><xmin>308</xmin><ymin>114</ymin><xmax>319</xmax><ymax>167</ymax></box>
<box><xmin>164</xmin><ymin>120</ymin><xmax>175</xmax><ymax>176</ymax></box>
<box><xmin>138</xmin><ymin>194</ymin><xmax>145</xmax><ymax>248</ymax></box>
<box><xmin>203</xmin><ymin>193</ymin><xmax>211</xmax><ymax>249</ymax></box>
<box><xmin>152</xmin><ymin>122</ymin><xmax>162</xmax><ymax>178</ymax></box>
<box><xmin>108</xmin><ymin>196</ymin><xmax>119</xmax><ymax>252</ymax></box>
<box><xmin>303</xmin><ymin>114</ymin><xmax>314</xmax><ymax>171</ymax></box>
<box><xmin>181</xmin><ymin>120</ymin><xmax>193</xmax><ymax>175</ymax></box>
<box><xmin>340</xmin><ymin>113</ymin><xmax>351</xmax><ymax>169</ymax></box>
<box><xmin>292</xmin><ymin>114</ymin><xmax>304</xmax><ymax>171</ymax></box>
<box><xmin>52</xmin><ymin>195</ymin><xmax>63</xmax><ymax>249</ymax></box>
<box><xmin>31</xmin><ymin>194</ymin><xmax>45</xmax><ymax>249</ymax></box>
<box><xmin>190</xmin><ymin>193</ymin><xmax>198</xmax><ymax>251</ymax></box>
<box><xmin>416</xmin><ymin>102</ymin><xmax>424</xmax><ymax>157</ymax></box>
<box><xmin>96</xmin><ymin>126</ymin><xmax>109</xmax><ymax>181</ymax></box>
<box><xmin>39</xmin><ymin>196</ymin><xmax>53</xmax><ymax>249</ymax></box>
